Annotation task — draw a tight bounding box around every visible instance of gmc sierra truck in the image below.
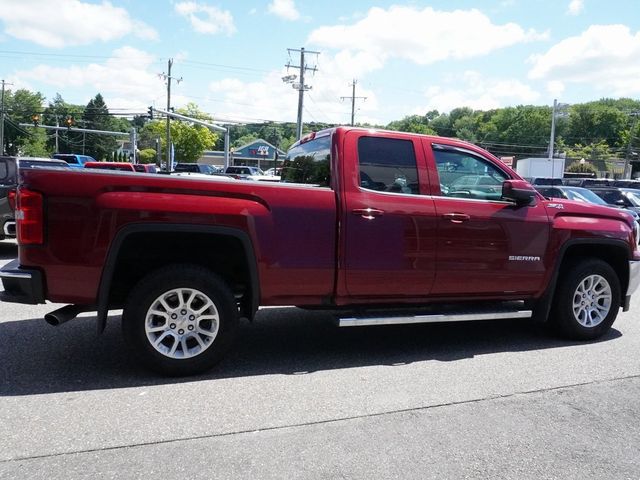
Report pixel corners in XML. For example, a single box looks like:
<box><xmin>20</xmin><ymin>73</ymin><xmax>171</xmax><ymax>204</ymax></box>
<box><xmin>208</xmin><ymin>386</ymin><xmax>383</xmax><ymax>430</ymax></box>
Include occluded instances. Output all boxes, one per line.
<box><xmin>2</xmin><ymin>127</ymin><xmax>639</xmax><ymax>375</ymax></box>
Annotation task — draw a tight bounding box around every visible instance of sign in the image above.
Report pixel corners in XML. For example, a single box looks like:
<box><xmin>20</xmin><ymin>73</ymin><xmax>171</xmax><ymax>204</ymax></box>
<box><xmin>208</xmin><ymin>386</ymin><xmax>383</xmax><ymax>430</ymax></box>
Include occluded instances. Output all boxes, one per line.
<box><xmin>500</xmin><ymin>156</ymin><xmax>514</xmax><ymax>167</ymax></box>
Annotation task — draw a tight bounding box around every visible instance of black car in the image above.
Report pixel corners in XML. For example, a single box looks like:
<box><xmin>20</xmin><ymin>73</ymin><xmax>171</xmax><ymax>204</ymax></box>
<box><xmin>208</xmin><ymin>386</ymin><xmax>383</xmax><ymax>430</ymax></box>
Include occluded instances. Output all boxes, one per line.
<box><xmin>0</xmin><ymin>156</ymin><xmax>17</xmax><ymax>239</ymax></box>
<box><xmin>173</xmin><ymin>163</ymin><xmax>218</xmax><ymax>174</ymax></box>
<box><xmin>584</xmin><ymin>187</ymin><xmax>640</xmax><ymax>214</ymax></box>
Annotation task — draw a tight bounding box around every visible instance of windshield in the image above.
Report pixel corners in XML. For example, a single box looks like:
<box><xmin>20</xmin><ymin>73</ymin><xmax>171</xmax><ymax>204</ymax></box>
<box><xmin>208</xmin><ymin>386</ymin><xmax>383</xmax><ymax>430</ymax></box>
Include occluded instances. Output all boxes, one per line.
<box><xmin>623</xmin><ymin>190</ymin><xmax>640</xmax><ymax>206</ymax></box>
<box><xmin>281</xmin><ymin>134</ymin><xmax>331</xmax><ymax>186</ymax></box>
<box><xmin>565</xmin><ymin>188</ymin><xmax>608</xmax><ymax>205</ymax></box>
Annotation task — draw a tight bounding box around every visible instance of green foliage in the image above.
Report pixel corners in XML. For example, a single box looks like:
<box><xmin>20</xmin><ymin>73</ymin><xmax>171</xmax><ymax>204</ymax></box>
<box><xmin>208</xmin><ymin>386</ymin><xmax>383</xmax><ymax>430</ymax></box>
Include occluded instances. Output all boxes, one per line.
<box><xmin>140</xmin><ymin>117</ymin><xmax>218</xmax><ymax>164</ymax></box>
<box><xmin>138</xmin><ymin>148</ymin><xmax>157</xmax><ymax>164</ymax></box>
<box><xmin>566</xmin><ymin>161</ymin><xmax>598</xmax><ymax>175</ymax></box>
<box><xmin>1</xmin><ymin>88</ymin><xmax>48</xmax><ymax>156</ymax></box>
<box><xmin>82</xmin><ymin>93</ymin><xmax>122</xmax><ymax>161</ymax></box>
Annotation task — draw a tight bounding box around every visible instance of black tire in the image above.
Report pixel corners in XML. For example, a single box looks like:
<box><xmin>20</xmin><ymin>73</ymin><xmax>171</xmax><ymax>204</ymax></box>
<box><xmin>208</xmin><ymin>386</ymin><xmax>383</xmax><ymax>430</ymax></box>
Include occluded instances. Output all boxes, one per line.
<box><xmin>550</xmin><ymin>258</ymin><xmax>621</xmax><ymax>340</ymax></box>
<box><xmin>122</xmin><ymin>264</ymin><xmax>238</xmax><ymax>376</ymax></box>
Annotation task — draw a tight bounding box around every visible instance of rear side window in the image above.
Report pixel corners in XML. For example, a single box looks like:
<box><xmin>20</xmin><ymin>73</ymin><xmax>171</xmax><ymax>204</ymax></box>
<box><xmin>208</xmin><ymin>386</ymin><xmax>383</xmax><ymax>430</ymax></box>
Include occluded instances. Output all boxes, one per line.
<box><xmin>282</xmin><ymin>135</ymin><xmax>331</xmax><ymax>187</ymax></box>
<box><xmin>357</xmin><ymin>137</ymin><xmax>419</xmax><ymax>195</ymax></box>
<box><xmin>0</xmin><ymin>158</ymin><xmax>16</xmax><ymax>184</ymax></box>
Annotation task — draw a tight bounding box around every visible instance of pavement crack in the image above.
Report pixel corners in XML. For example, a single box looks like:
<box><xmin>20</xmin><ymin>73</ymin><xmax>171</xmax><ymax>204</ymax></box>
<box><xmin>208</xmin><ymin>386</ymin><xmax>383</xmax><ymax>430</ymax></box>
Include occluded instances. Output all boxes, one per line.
<box><xmin>3</xmin><ymin>373</ymin><xmax>640</xmax><ymax>464</ymax></box>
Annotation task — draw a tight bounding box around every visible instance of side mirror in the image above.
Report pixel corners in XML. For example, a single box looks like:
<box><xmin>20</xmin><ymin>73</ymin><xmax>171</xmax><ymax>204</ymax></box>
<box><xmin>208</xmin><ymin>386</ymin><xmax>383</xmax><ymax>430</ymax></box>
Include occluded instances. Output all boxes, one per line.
<box><xmin>502</xmin><ymin>179</ymin><xmax>537</xmax><ymax>206</ymax></box>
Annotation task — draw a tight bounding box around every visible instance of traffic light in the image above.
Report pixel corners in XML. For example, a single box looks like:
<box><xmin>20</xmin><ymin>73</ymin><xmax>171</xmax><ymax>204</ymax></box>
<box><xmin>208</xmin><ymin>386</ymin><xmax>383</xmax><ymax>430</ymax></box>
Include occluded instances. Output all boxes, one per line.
<box><xmin>31</xmin><ymin>114</ymin><xmax>40</xmax><ymax>126</ymax></box>
<box><xmin>148</xmin><ymin>106</ymin><xmax>153</xmax><ymax>119</ymax></box>
<box><xmin>65</xmin><ymin>116</ymin><xmax>74</xmax><ymax>129</ymax></box>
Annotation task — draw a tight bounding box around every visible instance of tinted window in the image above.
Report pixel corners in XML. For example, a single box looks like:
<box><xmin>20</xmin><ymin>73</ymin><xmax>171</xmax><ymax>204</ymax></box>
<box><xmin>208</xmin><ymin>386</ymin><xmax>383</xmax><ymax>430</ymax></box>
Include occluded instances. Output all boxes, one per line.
<box><xmin>53</xmin><ymin>154</ymin><xmax>80</xmax><ymax>165</ymax></box>
<box><xmin>0</xmin><ymin>161</ymin><xmax>8</xmax><ymax>182</ymax></box>
<box><xmin>357</xmin><ymin>137</ymin><xmax>418</xmax><ymax>195</ymax></box>
<box><xmin>434</xmin><ymin>148</ymin><xmax>507</xmax><ymax>201</ymax></box>
<box><xmin>281</xmin><ymin>135</ymin><xmax>331</xmax><ymax>187</ymax></box>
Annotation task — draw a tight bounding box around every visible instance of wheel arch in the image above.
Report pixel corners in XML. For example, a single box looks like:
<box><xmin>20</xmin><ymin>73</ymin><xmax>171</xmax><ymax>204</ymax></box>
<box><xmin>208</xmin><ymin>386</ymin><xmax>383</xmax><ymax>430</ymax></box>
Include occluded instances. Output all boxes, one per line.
<box><xmin>534</xmin><ymin>238</ymin><xmax>631</xmax><ymax>322</ymax></box>
<box><xmin>96</xmin><ymin>223</ymin><xmax>260</xmax><ymax>333</ymax></box>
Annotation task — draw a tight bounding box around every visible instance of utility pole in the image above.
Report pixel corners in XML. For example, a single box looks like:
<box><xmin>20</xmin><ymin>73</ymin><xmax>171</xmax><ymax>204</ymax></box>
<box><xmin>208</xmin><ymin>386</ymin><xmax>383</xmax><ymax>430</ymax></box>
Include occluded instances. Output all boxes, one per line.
<box><xmin>624</xmin><ymin>112</ymin><xmax>640</xmax><ymax>179</ymax></box>
<box><xmin>159</xmin><ymin>59</ymin><xmax>182</xmax><ymax>171</ymax></box>
<box><xmin>0</xmin><ymin>79</ymin><xmax>13</xmax><ymax>155</ymax></box>
<box><xmin>55</xmin><ymin>118</ymin><xmax>59</xmax><ymax>153</ymax></box>
<box><xmin>340</xmin><ymin>79</ymin><xmax>367</xmax><ymax>126</ymax></box>
<box><xmin>283</xmin><ymin>47</ymin><xmax>319</xmax><ymax>141</ymax></box>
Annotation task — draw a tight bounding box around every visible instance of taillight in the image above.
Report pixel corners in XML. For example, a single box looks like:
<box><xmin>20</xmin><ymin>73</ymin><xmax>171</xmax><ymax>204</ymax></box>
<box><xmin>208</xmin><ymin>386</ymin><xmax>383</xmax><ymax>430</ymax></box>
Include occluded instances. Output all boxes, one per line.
<box><xmin>7</xmin><ymin>188</ymin><xmax>16</xmax><ymax>210</ymax></box>
<box><xmin>16</xmin><ymin>188</ymin><xmax>44</xmax><ymax>245</ymax></box>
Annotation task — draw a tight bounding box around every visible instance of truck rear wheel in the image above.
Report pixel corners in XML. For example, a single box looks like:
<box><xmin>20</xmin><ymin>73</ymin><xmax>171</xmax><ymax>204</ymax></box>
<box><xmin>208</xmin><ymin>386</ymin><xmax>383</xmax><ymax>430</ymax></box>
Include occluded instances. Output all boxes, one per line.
<box><xmin>551</xmin><ymin>258</ymin><xmax>620</xmax><ymax>340</ymax></box>
<box><xmin>122</xmin><ymin>265</ymin><xmax>238</xmax><ymax>376</ymax></box>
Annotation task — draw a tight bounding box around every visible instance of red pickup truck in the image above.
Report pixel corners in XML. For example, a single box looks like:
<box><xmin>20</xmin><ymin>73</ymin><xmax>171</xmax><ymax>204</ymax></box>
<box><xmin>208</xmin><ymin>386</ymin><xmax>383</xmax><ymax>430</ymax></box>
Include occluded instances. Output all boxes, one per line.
<box><xmin>2</xmin><ymin>127</ymin><xmax>639</xmax><ymax>375</ymax></box>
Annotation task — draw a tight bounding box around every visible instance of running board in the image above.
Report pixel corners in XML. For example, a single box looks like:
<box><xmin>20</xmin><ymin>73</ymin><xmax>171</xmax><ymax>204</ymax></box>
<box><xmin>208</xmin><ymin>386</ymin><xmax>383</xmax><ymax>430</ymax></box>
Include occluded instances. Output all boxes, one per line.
<box><xmin>338</xmin><ymin>309</ymin><xmax>532</xmax><ymax>327</ymax></box>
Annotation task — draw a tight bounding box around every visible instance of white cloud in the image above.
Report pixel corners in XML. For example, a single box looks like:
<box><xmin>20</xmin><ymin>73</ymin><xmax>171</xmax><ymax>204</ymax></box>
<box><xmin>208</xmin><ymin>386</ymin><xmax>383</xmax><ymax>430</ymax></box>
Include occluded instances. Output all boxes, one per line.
<box><xmin>528</xmin><ymin>25</ymin><xmax>640</xmax><ymax>96</ymax></box>
<box><xmin>175</xmin><ymin>1</ymin><xmax>235</xmax><ymax>35</ymax></box>
<box><xmin>308</xmin><ymin>6</ymin><xmax>547</xmax><ymax>66</ymax></box>
<box><xmin>206</xmin><ymin>54</ymin><xmax>381</xmax><ymax>124</ymax></box>
<box><xmin>11</xmin><ymin>47</ymin><xmax>177</xmax><ymax>110</ymax></box>
<box><xmin>567</xmin><ymin>0</ymin><xmax>585</xmax><ymax>15</ymax></box>
<box><xmin>418</xmin><ymin>71</ymin><xmax>541</xmax><ymax>113</ymax></box>
<box><xmin>267</xmin><ymin>0</ymin><xmax>301</xmax><ymax>21</ymax></box>
<box><xmin>0</xmin><ymin>0</ymin><xmax>157</xmax><ymax>48</ymax></box>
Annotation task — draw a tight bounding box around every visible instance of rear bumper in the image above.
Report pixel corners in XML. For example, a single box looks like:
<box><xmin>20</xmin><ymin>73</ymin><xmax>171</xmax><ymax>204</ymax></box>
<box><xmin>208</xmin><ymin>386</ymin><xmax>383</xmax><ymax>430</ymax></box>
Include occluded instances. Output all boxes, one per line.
<box><xmin>0</xmin><ymin>259</ymin><xmax>45</xmax><ymax>305</ymax></box>
<box><xmin>623</xmin><ymin>260</ymin><xmax>640</xmax><ymax>311</ymax></box>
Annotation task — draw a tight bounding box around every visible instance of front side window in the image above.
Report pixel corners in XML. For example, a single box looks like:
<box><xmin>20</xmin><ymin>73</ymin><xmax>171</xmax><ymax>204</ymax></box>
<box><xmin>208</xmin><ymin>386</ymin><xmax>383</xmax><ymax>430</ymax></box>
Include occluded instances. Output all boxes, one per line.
<box><xmin>357</xmin><ymin>137</ymin><xmax>419</xmax><ymax>195</ymax></box>
<box><xmin>434</xmin><ymin>148</ymin><xmax>507</xmax><ymax>201</ymax></box>
<box><xmin>281</xmin><ymin>134</ymin><xmax>331</xmax><ymax>187</ymax></box>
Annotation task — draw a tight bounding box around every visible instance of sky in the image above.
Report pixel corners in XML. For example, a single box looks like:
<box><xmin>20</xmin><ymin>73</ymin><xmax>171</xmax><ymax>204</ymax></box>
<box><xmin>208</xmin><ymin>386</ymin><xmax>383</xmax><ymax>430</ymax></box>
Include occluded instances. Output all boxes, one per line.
<box><xmin>0</xmin><ymin>0</ymin><xmax>639</xmax><ymax>126</ymax></box>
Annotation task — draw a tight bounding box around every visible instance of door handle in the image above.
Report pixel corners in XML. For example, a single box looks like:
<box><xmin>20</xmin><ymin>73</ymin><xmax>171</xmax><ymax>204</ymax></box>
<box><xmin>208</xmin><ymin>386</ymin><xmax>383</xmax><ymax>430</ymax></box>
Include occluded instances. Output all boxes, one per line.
<box><xmin>352</xmin><ymin>208</ymin><xmax>384</xmax><ymax>219</ymax></box>
<box><xmin>442</xmin><ymin>213</ymin><xmax>470</xmax><ymax>223</ymax></box>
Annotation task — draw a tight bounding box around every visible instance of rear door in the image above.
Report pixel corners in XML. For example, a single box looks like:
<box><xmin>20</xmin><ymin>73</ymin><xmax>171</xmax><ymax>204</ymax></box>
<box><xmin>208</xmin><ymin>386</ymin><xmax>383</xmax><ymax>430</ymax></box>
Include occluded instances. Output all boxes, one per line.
<box><xmin>427</xmin><ymin>143</ymin><xmax>551</xmax><ymax>297</ymax></box>
<box><xmin>340</xmin><ymin>131</ymin><xmax>437</xmax><ymax>300</ymax></box>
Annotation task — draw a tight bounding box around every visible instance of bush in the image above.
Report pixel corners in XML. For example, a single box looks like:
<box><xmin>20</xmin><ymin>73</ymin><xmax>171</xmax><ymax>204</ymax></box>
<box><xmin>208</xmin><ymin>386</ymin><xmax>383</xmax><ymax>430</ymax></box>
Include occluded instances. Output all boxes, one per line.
<box><xmin>139</xmin><ymin>148</ymin><xmax>157</xmax><ymax>164</ymax></box>
<box><xmin>566</xmin><ymin>161</ymin><xmax>598</xmax><ymax>175</ymax></box>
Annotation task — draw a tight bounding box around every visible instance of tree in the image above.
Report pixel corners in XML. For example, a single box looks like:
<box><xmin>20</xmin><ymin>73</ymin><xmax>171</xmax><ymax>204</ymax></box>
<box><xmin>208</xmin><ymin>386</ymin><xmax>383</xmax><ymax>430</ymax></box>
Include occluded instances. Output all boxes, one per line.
<box><xmin>2</xmin><ymin>88</ymin><xmax>47</xmax><ymax>155</ymax></box>
<box><xmin>140</xmin><ymin>117</ymin><xmax>218</xmax><ymax>164</ymax></box>
<box><xmin>43</xmin><ymin>93</ymin><xmax>84</xmax><ymax>154</ymax></box>
<box><xmin>566</xmin><ymin>160</ymin><xmax>598</xmax><ymax>175</ymax></box>
<box><xmin>82</xmin><ymin>93</ymin><xmax>122</xmax><ymax>161</ymax></box>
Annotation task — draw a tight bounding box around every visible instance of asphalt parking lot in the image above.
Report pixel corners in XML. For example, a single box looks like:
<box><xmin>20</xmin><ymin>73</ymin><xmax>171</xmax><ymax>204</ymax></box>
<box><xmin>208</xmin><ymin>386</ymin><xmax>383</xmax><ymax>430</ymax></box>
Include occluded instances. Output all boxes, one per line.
<box><xmin>1</xmin><ymin>238</ymin><xmax>639</xmax><ymax>479</ymax></box>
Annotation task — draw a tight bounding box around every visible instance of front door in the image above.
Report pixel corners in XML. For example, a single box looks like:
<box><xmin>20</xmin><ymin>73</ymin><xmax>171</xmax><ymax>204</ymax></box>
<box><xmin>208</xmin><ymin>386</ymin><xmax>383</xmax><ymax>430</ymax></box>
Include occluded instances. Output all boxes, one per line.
<box><xmin>428</xmin><ymin>143</ymin><xmax>551</xmax><ymax>297</ymax></box>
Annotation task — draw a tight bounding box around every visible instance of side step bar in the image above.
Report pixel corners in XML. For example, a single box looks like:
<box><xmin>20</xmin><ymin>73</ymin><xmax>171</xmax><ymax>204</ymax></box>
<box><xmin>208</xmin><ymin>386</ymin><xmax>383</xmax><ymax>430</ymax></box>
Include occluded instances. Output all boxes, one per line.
<box><xmin>338</xmin><ymin>309</ymin><xmax>532</xmax><ymax>327</ymax></box>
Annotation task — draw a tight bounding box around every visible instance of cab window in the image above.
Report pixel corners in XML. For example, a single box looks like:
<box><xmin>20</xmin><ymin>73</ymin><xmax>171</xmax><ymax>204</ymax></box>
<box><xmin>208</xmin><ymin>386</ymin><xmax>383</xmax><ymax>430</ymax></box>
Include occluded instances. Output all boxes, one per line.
<box><xmin>357</xmin><ymin>137</ymin><xmax>419</xmax><ymax>195</ymax></box>
<box><xmin>434</xmin><ymin>148</ymin><xmax>507</xmax><ymax>201</ymax></box>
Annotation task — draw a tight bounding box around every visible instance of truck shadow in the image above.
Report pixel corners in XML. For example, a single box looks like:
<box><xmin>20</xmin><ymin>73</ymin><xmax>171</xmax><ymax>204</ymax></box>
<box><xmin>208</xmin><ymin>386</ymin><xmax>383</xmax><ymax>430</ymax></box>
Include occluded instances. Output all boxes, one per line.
<box><xmin>0</xmin><ymin>240</ymin><xmax>17</xmax><ymax>261</ymax></box>
<box><xmin>0</xmin><ymin>307</ymin><xmax>622</xmax><ymax>396</ymax></box>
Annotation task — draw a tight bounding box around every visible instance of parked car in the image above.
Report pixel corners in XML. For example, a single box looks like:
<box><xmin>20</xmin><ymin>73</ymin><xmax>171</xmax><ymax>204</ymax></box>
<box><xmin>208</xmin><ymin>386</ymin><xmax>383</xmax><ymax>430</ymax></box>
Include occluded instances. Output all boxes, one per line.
<box><xmin>52</xmin><ymin>153</ymin><xmax>96</xmax><ymax>168</ymax></box>
<box><xmin>174</xmin><ymin>163</ymin><xmax>219</xmax><ymax>175</ymax></box>
<box><xmin>84</xmin><ymin>162</ymin><xmax>136</xmax><ymax>172</ymax></box>
<box><xmin>18</xmin><ymin>158</ymin><xmax>70</xmax><ymax>170</ymax></box>
<box><xmin>535</xmin><ymin>185</ymin><xmax>640</xmax><ymax>229</ymax></box>
<box><xmin>1</xmin><ymin>156</ymin><xmax>70</xmax><ymax>240</ymax></box>
<box><xmin>0</xmin><ymin>156</ymin><xmax>17</xmax><ymax>240</ymax></box>
<box><xmin>585</xmin><ymin>187</ymin><xmax>640</xmax><ymax>214</ymax></box>
<box><xmin>133</xmin><ymin>164</ymin><xmax>158</xmax><ymax>173</ymax></box>
<box><xmin>225</xmin><ymin>166</ymin><xmax>277</xmax><ymax>181</ymax></box>
<box><xmin>2</xmin><ymin>126</ymin><xmax>640</xmax><ymax>376</ymax></box>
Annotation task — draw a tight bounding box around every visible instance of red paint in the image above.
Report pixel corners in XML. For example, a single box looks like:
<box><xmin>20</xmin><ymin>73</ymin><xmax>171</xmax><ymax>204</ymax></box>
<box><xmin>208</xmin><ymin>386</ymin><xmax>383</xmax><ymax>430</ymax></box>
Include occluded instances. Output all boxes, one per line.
<box><xmin>12</xmin><ymin>127</ymin><xmax>638</xmax><ymax>308</ymax></box>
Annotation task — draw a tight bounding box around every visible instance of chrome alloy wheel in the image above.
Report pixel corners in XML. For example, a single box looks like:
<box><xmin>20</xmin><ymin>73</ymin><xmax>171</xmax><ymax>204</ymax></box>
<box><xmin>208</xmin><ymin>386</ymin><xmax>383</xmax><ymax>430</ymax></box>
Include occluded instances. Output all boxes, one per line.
<box><xmin>145</xmin><ymin>288</ymin><xmax>220</xmax><ymax>359</ymax></box>
<box><xmin>572</xmin><ymin>274</ymin><xmax>612</xmax><ymax>328</ymax></box>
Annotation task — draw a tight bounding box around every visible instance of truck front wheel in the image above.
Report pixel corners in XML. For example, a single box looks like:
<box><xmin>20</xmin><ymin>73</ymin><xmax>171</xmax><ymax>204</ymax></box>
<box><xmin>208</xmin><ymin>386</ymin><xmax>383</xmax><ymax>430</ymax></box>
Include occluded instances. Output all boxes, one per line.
<box><xmin>122</xmin><ymin>265</ymin><xmax>238</xmax><ymax>376</ymax></box>
<box><xmin>551</xmin><ymin>258</ymin><xmax>621</xmax><ymax>340</ymax></box>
